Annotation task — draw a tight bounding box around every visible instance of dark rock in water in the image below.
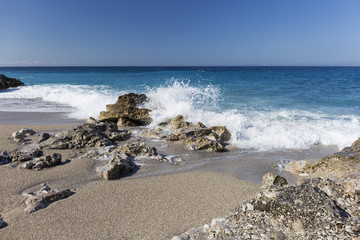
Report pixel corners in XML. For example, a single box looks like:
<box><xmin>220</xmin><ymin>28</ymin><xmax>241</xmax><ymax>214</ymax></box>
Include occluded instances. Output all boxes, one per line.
<box><xmin>43</xmin><ymin>122</ymin><xmax>130</xmax><ymax>149</ymax></box>
<box><xmin>9</xmin><ymin>148</ymin><xmax>43</xmax><ymax>162</ymax></box>
<box><xmin>21</xmin><ymin>153</ymin><xmax>62</xmax><ymax>170</ymax></box>
<box><xmin>0</xmin><ymin>151</ymin><xmax>11</xmax><ymax>165</ymax></box>
<box><xmin>0</xmin><ymin>215</ymin><xmax>7</xmax><ymax>229</ymax></box>
<box><xmin>23</xmin><ymin>183</ymin><xmax>74</xmax><ymax>213</ymax></box>
<box><xmin>0</xmin><ymin>74</ymin><xmax>24</xmax><ymax>90</ymax></box>
<box><xmin>96</xmin><ymin>153</ymin><xmax>136</xmax><ymax>180</ymax></box>
<box><xmin>98</xmin><ymin>93</ymin><xmax>152</xmax><ymax>126</ymax></box>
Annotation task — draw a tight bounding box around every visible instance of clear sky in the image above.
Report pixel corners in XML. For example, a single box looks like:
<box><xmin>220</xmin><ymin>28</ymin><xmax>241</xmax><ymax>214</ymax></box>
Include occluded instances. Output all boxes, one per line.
<box><xmin>0</xmin><ymin>0</ymin><xmax>359</xmax><ymax>66</ymax></box>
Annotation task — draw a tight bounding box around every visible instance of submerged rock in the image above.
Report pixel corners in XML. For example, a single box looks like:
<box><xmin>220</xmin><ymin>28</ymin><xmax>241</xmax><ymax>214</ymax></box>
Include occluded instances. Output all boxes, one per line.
<box><xmin>22</xmin><ymin>183</ymin><xmax>74</xmax><ymax>213</ymax></box>
<box><xmin>0</xmin><ymin>74</ymin><xmax>24</xmax><ymax>90</ymax></box>
<box><xmin>96</xmin><ymin>153</ymin><xmax>136</xmax><ymax>180</ymax></box>
<box><xmin>43</xmin><ymin>122</ymin><xmax>130</xmax><ymax>149</ymax></box>
<box><xmin>99</xmin><ymin>93</ymin><xmax>152</xmax><ymax>126</ymax></box>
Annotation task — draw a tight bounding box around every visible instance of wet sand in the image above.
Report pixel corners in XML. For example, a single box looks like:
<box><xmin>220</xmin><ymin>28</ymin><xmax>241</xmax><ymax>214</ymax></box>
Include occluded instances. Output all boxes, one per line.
<box><xmin>0</xmin><ymin>116</ymin><xmax>261</xmax><ymax>239</ymax></box>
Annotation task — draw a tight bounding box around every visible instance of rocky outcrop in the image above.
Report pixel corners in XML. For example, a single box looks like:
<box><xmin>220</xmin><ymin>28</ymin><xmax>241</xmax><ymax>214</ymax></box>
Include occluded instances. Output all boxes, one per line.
<box><xmin>22</xmin><ymin>183</ymin><xmax>74</xmax><ymax>213</ymax></box>
<box><xmin>164</xmin><ymin>115</ymin><xmax>231</xmax><ymax>152</ymax></box>
<box><xmin>0</xmin><ymin>74</ymin><xmax>24</xmax><ymax>90</ymax></box>
<box><xmin>21</xmin><ymin>153</ymin><xmax>62</xmax><ymax>170</ymax></box>
<box><xmin>98</xmin><ymin>93</ymin><xmax>152</xmax><ymax>126</ymax></box>
<box><xmin>43</xmin><ymin>122</ymin><xmax>130</xmax><ymax>149</ymax></box>
<box><xmin>298</xmin><ymin>137</ymin><xmax>360</xmax><ymax>174</ymax></box>
<box><xmin>173</xmin><ymin>174</ymin><xmax>360</xmax><ymax>239</ymax></box>
<box><xmin>96</xmin><ymin>153</ymin><xmax>136</xmax><ymax>180</ymax></box>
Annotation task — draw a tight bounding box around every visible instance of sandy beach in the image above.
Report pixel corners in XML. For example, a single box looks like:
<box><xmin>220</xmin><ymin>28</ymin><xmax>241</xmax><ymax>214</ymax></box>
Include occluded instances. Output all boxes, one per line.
<box><xmin>0</xmin><ymin>118</ymin><xmax>260</xmax><ymax>239</ymax></box>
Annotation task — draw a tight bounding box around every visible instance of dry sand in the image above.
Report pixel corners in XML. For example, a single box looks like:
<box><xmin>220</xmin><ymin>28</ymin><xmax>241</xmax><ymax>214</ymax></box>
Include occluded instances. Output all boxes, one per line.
<box><xmin>0</xmin><ymin>123</ymin><xmax>260</xmax><ymax>240</ymax></box>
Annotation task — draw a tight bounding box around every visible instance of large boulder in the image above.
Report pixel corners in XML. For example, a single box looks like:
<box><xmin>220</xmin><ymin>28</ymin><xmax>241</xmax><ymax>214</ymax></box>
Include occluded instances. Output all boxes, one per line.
<box><xmin>98</xmin><ymin>93</ymin><xmax>152</xmax><ymax>126</ymax></box>
<box><xmin>0</xmin><ymin>74</ymin><xmax>24</xmax><ymax>90</ymax></box>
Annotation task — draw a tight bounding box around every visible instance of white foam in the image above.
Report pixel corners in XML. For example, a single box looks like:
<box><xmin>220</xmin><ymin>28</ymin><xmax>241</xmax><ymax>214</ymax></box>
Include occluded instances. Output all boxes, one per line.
<box><xmin>0</xmin><ymin>84</ymin><xmax>121</xmax><ymax>119</ymax></box>
<box><xmin>145</xmin><ymin>81</ymin><xmax>360</xmax><ymax>151</ymax></box>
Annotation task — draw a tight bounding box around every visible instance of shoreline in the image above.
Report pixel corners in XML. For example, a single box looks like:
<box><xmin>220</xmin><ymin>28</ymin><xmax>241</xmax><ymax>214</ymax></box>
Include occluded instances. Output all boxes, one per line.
<box><xmin>0</xmin><ymin>111</ymin><xmax>85</xmax><ymax>125</ymax></box>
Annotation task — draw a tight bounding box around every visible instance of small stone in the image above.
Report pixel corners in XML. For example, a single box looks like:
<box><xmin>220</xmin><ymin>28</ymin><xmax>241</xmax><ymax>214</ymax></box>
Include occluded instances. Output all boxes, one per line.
<box><xmin>246</xmin><ymin>203</ymin><xmax>254</xmax><ymax>211</ymax></box>
<box><xmin>292</xmin><ymin>218</ymin><xmax>305</xmax><ymax>235</ymax></box>
<box><xmin>171</xmin><ymin>235</ymin><xmax>190</xmax><ymax>240</ymax></box>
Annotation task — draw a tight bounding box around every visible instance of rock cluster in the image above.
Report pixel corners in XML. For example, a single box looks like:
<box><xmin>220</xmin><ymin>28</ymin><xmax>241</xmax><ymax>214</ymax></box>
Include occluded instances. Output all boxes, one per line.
<box><xmin>43</xmin><ymin>122</ymin><xmax>130</xmax><ymax>149</ymax></box>
<box><xmin>9</xmin><ymin>147</ymin><xmax>43</xmax><ymax>162</ymax></box>
<box><xmin>173</xmin><ymin>174</ymin><xmax>360</xmax><ymax>240</ymax></box>
<box><xmin>164</xmin><ymin>115</ymin><xmax>231</xmax><ymax>152</ymax></box>
<box><xmin>22</xmin><ymin>183</ymin><xmax>74</xmax><ymax>213</ymax></box>
<box><xmin>21</xmin><ymin>153</ymin><xmax>62</xmax><ymax>170</ymax></box>
<box><xmin>96</xmin><ymin>153</ymin><xmax>137</xmax><ymax>180</ymax></box>
<box><xmin>99</xmin><ymin>93</ymin><xmax>152</xmax><ymax>126</ymax></box>
<box><xmin>0</xmin><ymin>74</ymin><xmax>24</xmax><ymax>90</ymax></box>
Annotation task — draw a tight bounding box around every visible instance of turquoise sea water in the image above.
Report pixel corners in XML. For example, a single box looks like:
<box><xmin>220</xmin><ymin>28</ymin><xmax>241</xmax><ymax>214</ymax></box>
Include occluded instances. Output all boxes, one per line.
<box><xmin>0</xmin><ymin>66</ymin><xmax>360</xmax><ymax>150</ymax></box>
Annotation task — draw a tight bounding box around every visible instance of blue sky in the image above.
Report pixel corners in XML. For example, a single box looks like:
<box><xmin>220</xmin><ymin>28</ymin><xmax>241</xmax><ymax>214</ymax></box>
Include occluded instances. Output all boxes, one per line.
<box><xmin>0</xmin><ymin>0</ymin><xmax>359</xmax><ymax>66</ymax></box>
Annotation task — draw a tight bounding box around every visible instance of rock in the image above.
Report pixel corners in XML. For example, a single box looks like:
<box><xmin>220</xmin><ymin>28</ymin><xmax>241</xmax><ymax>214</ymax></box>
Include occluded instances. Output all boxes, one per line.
<box><xmin>21</xmin><ymin>153</ymin><xmax>62</xmax><ymax>170</ymax></box>
<box><xmin>0</xmin><ymin>74</ymin><xmax>24</xmax><ymax>90</ymax></box>
<box><xmin>261</xmin><ymin>172</ymin><xmax>288</xmax><ymax>188</ymax></box>
<box><xmin>9</xmin><ymin>148</ymin><xmax>43</xmax><ymax>162</ymax></box>
<box><xmin>186</xmin><ymin>136</ymin><xmax>227</xmax><ymax>152</ymax></box>
<box><xmin>117</xmin><ymin>117</ymin><xmax>138</xmax><ymax>126</ymax></box>
<box><xmin>292</xmin><ymin>218</ymin><xmax>305</xmax><ymax>235</ymax></box>
<box><xmin>284</xmin><ymin>160</ymin><xmax>307</xmax><ymax>174</ymax></box>
<box><xmin>44</xmin><ymin>122</ymin><xmax>130</xmax><ymax>149</ymax></box>
<box><xmin>96</xmin><ymin>153</ymin><xmax>136</xmax><ymax>180</ymax></box>
<box><xmin>171</xmin><ymin>234</ymin><xmax>190</xmax><ymax>240</ymax></box>
<box><xmin>209</xmin><ymin>126</ymin><xmax>231</xmax><ymax>142</ymax></box>
<box><xmin>169</xmin><ymin>115</ymin><xmax>193</xmax><ymax>129</ymax></box>
<box><xmin>0</xmin><ymin>215</ymin><xmax>7</xmax><ymax>229</ymax></box>
<box><xmin>99</xmin><ymin>93</ymin><xmax>152</xmax><ymax>125</ymax></box>
<box><xmin>22</xmin><ymin>183</ymin><xmax>74</xmax><ymax>213</ymax></box>
<box><xmin>87</xmin><ymin>117</ymin><xmax>99</xmax><ymax>124</ymax></box>
<box><xmin>37</xmin><ymin>132</ymin><xmax>51</xmax><ymax>143</ymax></box>
<box><xmin>116</xmin><ymin>142</ymin><xmax>157</xmax><ymax>157</ymax></box>
<box><xmin>0</xmin><ymin>151</ymin><xmax>11</xmax><ymax>165</ymax></box>
<box><xmin>11</xmin><ymin>128</ymin><xmax>35</xmax><ymax>143</ymax></box>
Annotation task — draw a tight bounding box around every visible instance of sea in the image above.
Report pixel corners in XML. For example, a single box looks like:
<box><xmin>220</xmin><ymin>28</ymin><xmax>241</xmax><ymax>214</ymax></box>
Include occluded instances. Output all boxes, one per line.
<box><xmin>1</xmin><ymin>66</ymin><xmax>360</xmax><ymax>153</ymax></box>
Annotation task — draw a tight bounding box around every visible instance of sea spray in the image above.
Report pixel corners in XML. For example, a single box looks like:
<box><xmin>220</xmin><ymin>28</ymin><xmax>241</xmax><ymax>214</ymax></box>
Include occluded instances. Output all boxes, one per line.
<box><xmin>145</xmin><ymin>81</ymin><xmax>360</xmax><ymax>150</ymax></box>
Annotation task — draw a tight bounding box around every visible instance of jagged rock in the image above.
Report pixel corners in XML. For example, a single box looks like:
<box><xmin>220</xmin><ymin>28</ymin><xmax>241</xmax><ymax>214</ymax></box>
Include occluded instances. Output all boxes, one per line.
<box><xmin>117</xmin><ymin>117</ymin><xmax>138</xmax><ymax>126</ymax></box>
<box><xmin>0</xmin><ymin>215</ymin><xmax>7</xmax><ymax>229</ymax></box>
<box><xmin>209</xmin><ymin>126</ymin><xmax>231</xmax><ymax>142</ymax></box>
<box><xmin>9</xmin><ymin>148</ymin><xmax>43</xmax><ymax>162</ymax></box>
<box><xmin>261</xmin><ymin>172</ymin><xmax>288</xmax><ymax>188</ymax></box>
<box><xmin>300</xmin><ymin>137</ymin><xmax>360</xmax><ymax>173</ymax></box>
<box><xmin>175</xmin><ymin>176</ymin><xmax>359</xmax><ymax>239</ymax></box>
<box><xmin>22</xmin><ymin>183</ymin><xmax>74</xmax><ymax>213</ymax></box>
<box><xmin>11</xmin><ymin>128</ymin><xmax>35</xmax><ymax>143</ymax></box>
<box><xmin>163</xmin><ymin>115</ymin><xmax>231</xmax><ymax>152</ymax></box>
<box><xmin>96</xmin><ymin>153</ymin><xmax>136</xmax><ymax>180</ymax></box>
<box><xmin>99</xmin><ymin>93</ymin><xmax>152</xmax><ymax>126</ymax></box>
<box><xmin>37</xmin><ymin>132</ymin><xmax>51</xmax><ymax>143</ymax></box>
<box><xmin>87</xmin><ymin>117</ymin><xmax>99</xmax><ymax>124</ymax></box>
<box><xmin>0</xmin><ymin>74</ymin><xmax>24</xmax><ymax>90</ymax></box>
<box><xmin>0</xmin><ymin>151</ymin><xmax>11</xmax><ymax>165</ymax></box>
<box><xmin>21</xmin><ymin>153</ymin><xmax>62</xmax><ymax>170</ymax></box>
<box><xmin>116</xmin><ymin>142</ymin><xmax>157</xmax><ymax>157</ymax></box>
<box><xmin>43</xmin><ymin>122</ymin><xmax>130</xmax><ymax>149</ymax></box>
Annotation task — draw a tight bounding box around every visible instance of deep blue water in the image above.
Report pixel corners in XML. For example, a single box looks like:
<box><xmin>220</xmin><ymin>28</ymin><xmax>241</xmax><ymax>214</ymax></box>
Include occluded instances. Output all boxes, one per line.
<box><xmin>1</xmin><ymin>66</ymin><xmax>360</xmax><ymax>150</ymax></box>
